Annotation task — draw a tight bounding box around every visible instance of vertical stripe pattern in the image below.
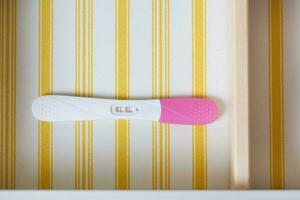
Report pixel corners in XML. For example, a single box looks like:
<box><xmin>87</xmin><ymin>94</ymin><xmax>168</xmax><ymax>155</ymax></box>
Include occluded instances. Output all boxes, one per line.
<box><xmin>269</xmin><ymin>0</ymin><xmax>284</xmax><ymax>189</ymax></box>
<box><xmin>114</xmin><ymin>0</ymin><xmax>130</xmax><ymax>190</ymax></box>
<box><xmin>192</xmin><ymin>0</ymin><xmax>207</xmax><ymax>189</ymax></box>
<box><xmin>152</xmin><ymin>0</ymin><xmax>170</xmax><ymax>190</ymax></box>
<box><xmin>38</xmin><ymin>0</ymin><xmax>53</xmax><ymax>189</ymax></box>
<box><xmin>0</xmin><ymin>0</ymin><xmax>16</xmax><ymax>189</ymax></box>
<box><xmin>75</xmin><ymin>0</ymin><xmax>94</xmax><ymax>189</ymax></box>
<box><xmin>0</xmin><ymin>0</ymin><xmax>235</xmax><ymax>189</ymax></box>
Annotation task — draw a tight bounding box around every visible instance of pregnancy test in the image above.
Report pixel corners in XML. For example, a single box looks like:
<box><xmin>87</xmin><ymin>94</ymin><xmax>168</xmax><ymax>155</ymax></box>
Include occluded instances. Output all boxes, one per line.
<box><xmin>32</xmin><ymin>95</ymin><xmax>219</xmax><ymax>125</ymax></box>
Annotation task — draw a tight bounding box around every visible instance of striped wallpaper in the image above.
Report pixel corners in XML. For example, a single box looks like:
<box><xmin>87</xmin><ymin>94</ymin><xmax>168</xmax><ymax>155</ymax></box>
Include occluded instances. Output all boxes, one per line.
<box><xmin>2</xmin><ymin>0</ymin><xmax>234</xmax><ymax>189</ymax></box>
<box><xmin>151</xmin><ymin>0</ymin><xmax>171</xmax><ymax>189</ymax></box>
<box><xmin>74</xmin><ymin>0</ymin><xmax>94</xmax><ymax>189</ymax></box>
<box><xmin>0</xmin><ymin>0</ymin><xmax>16</xmax><ymax>189</ymax></box>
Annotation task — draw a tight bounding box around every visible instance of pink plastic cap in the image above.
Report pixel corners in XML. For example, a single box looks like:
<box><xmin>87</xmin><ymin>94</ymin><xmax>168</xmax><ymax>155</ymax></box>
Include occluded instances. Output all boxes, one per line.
<box><xmin>159</xmin><ymin>98</ymin><xmax>219</xmax><ymax>125</ymax></box>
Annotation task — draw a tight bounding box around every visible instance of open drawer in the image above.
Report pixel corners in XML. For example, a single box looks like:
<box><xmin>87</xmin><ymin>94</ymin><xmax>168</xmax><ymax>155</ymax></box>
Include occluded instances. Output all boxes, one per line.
<box><xmin>1</xmin><ymin>0</ymin><xmax>297</xmax><ymax>191</ymax></box>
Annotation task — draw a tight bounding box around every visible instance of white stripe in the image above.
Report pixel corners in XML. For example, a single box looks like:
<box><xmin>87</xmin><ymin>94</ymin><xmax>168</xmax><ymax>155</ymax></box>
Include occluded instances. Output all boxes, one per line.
<box><xmin>206</xmin><ymin>0</ymin><xmax>230</xmax><ymax>189</ymax></box>
<box><xmin>129</xmin><ymin>0</ymin><xmax>152</xmax><ymax>189</ymax></box>
<box><xmin>169</xmin><ymin>0</ymin><xmax>193</xmax><ymax>189</ymax></box>
<box><xmin>15</xmin><ymin>0</ymin><xmax>39</xmax><ymax>189</ymax></box>
<box><xmin>283</xmin><ymin>0</ymin><xmax>300</xmax><ymax>189</ymax></box>
<box><xmin>92</xmin><ymin>0</ymin><xmax>115</xmax><ymax>189</ymax></box>
<box><xmin>52</xmin><ymin>0</ymin><xmax>76</xmax><ymax>189</ymax></box>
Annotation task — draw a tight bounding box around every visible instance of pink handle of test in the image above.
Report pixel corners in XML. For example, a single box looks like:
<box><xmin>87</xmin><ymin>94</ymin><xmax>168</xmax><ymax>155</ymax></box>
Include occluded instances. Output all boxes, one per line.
<box><xmin>159</xmin><ymin>98</ymin><xmax>219</xmax><ymax>125</ymax></box>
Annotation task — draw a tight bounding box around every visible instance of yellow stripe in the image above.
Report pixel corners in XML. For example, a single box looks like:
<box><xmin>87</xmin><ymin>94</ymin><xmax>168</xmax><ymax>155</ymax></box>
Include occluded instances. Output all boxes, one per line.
<box><xmin>115</xmin><ymin>120</ymin><xmax>130</xmax><ymax>189</ymax></box>
<box><xmin>158</xmin><ymin>0</ymin><xmax>162</xmax><ymax>99</ymax></box>
<box><xmin>0</xmin><ymin>0</ymin><xmax>16</xmax><ymax>188</ymax></box>
<box><xmin>81</xmin><ymin>121</ymin><xmax>86</xmax><ymax>189</ymax></box>
<box><xmin>115</xmin><ymin>0</ymin><xmax>130</xmax><ymax>189</ymax></box>
<box><xmin>0</xmin><ymin>0</ymin><xmax>3</xmax><ymax>188</ymax></box>
<box><xmin>87</xmin><ymin>0</ymin><xmax>94</xmax><ymax>189</ymax></box>
<box><xmin>75</xmin><ymin>122</ymin><xmax>79</xmax><ymax>188</ymax></box>
<box><xmin>165</xmin><ymin>0</ymin><xmax>170</xmax><ymax>189</ymax></box>
<box><xmin>158</xmin><ymin>1</ymin><xmax>163</xmax><ymax>189</ymax></box>
<box><xmin>88</xmin><ymin>121</ymin><xmax>93</xmax><ymax>189</ymax></box>
<box><xmin>82</xmin><ymin>0</ymin><xmax>87</xmax><ymax>97</ymax></box>
<box><xmin>163</xmin><ymin>0</ymin><xmax>170</xmax><ymax>189</ymax></box>
<box><xmin>75</xmin><ymin>0</ymin><xmax>94</xmax><ymax>189</ymax></box>
<box><xmin>81</xmin><ymin>0</ymin><xmax>87</xmax><ymax>189</ymax></box>
<box><xmin>5</xmin><ymin>0</ymin><xmax>11</xmax><ymax>189</ymax></box>
<box><xmin>192</xmin><ymin>0</ymin><xmax>207</xmax><ymax>190</ymax></box>
<box><xmin>167</xmin><ymin>125</ymin><xmax>170</xmax><ymax>188</ymax></box>
<box><xmin>11</xmin><ymin>0</ymin><xmax>17</xmax><ymax>189</ymax></box>
<box><xmin>11</xmin><ymin>0</ymin><xmax>16</xmax><ymax>189</ymax></box>
<box><xmin>152</xmin><ymin>0</ymin><xmax>170</xmax><ymax>189</ymax></box>
<box><xmin>38</xmin><ymin>0</ymin><xmax>53</xmax><ymax>189</ymax></box>
<box><xmin>269</xmin><ymin>0</ymin><xmax>284</xmax><ymax>189</ymax></box>
<box><xmin>159</xmin><ymin>124</ymin><xmax>163</xmax><ymax>189</ymax></box>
